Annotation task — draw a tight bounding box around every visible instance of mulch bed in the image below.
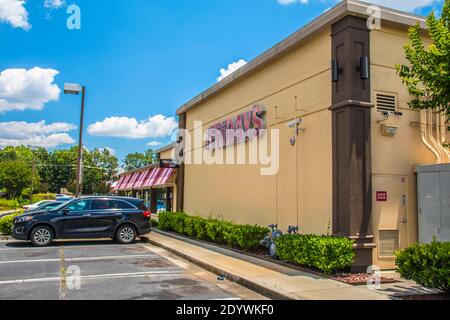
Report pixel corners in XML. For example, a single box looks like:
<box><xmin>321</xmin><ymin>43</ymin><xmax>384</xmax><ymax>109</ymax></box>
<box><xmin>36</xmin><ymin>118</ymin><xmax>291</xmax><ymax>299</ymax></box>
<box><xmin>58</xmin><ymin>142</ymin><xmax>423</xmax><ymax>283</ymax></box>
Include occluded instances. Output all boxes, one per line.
<box><xmin>331</xmin><ymin>273</ymin><xmax>399</xmax><ymax>286</ymax></box>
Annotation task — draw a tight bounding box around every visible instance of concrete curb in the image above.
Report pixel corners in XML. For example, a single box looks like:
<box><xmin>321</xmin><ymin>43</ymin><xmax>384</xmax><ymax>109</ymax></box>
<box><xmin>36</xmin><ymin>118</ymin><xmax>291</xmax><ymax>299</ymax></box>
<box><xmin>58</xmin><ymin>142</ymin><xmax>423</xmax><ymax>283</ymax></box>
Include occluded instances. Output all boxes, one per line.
<box><xmin>142</xmin><ymin>233</ymin><xmax>295</xmax><ymax>300</ymax></box>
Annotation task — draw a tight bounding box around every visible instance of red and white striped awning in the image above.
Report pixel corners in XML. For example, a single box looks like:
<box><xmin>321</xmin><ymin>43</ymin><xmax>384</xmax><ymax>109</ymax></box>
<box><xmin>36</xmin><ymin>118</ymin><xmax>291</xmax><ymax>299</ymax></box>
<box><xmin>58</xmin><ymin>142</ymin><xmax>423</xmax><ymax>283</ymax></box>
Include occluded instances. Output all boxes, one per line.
<box><xmin>134</xmin><ymin>169</ymin><xmax>150</xmax><ymax>189</ymax></box>
<box><xmin>114</xmin><ymin>175</ymin><xmax>126</xmax><ymax>190</ymax></box>
<box><xmin>117</xmin><ymin>167</ymin><xmax>175</xmax><ymax>191</ymax></box>
<box><xmin>142</xmin><ymin>168</ymin><xmax>162</xmax><ymax>188</ymax></box>
<box><xmin>155</xmin><ymin>168</ymin><xmax>174</xmax><ymax>186</ymax></box>
<box><xmin>125</xmin><ymin>172</ymin><xmax>140</xmax><ymax>189</ymax></box>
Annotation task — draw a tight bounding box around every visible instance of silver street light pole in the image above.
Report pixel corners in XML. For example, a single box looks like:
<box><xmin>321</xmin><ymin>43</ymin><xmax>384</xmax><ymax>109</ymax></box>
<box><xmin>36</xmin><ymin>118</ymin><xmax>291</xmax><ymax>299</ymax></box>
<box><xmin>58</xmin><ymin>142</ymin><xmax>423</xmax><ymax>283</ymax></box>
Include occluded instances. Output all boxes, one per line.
<box><xmin>64</xmin><ymin>83</ymin><xmax>86</xmax><ymax>198</ymax></box>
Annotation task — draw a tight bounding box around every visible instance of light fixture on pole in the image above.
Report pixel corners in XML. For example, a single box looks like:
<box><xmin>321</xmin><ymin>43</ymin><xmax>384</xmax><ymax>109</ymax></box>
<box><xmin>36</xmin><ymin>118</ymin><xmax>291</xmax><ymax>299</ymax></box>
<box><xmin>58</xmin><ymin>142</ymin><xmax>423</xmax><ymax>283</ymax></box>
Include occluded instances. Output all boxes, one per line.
<box><xmin>64</xmin><ymin>83</ymin><xmax>86</xmax><ymax>198</ymax></box>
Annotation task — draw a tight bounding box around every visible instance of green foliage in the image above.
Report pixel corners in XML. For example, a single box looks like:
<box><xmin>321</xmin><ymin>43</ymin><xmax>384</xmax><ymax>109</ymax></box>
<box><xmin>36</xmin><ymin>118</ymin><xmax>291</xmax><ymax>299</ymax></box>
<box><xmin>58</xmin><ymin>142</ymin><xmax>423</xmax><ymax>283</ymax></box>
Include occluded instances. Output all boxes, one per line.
<box><xmin>122</xmin><ymin>149</ymin><xmax>157</xmax><ymax>171</ymax></box>
<box><xmin>0</xmin><ymin>199</ymin><xmax>20</xmax><ymax>210</ymax></box>
<box><xmin>276</xmin><ymin>234</ymin><xmax>355</xmax><ymax>274</ymax></box>
<box><xmin>158</xmin><ymin>212</ymin><xmax>187</xmax><ymax>231</ymax></box>
<box><xmin>396</xmin><ymin>1</ymin><xmax>450</xmax><ymax>123</ymax></box>
<box><xmin>396</xmin><ymin>241</ymin><xmax>450</xmax><ymax>294</ymax></box>
<box><xmin>229</xmin><ymin>224</ymin><xmax>270</xmax><ymax>250</ymax></box>
<box><xmin>0</xmin><ymin>160</ymin><xmax>34</xmax><ymax>199</ymax></box>
<box><xmin>205</xmin><ymin>219</ymin><xmax>231</xmax><ymax>244</ymax></box>
<box><xmin>158</xmin><ymin>212</ymin><xmax>269</xmax><ymax>251</ymax></box>
<box><xmin>0</xmin><ymin>213</ymin><xmax>21</xmax><ymax>235</ymax></box>
<box><xmin>0</xmin><ymin>146</ymin><xmax>119</xmax><ymax>198</ymax></box>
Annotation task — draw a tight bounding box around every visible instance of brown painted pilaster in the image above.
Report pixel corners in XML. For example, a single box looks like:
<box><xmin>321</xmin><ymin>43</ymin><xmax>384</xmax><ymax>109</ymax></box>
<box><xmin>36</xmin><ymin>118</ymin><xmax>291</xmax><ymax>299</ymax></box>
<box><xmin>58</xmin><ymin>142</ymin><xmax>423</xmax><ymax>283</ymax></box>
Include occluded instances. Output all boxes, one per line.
<box><xmin>176</xmin><ymin>113</ymin><xmax>186</xmax><ymax>212</ymax></box>
<box><xmin>330</xmin><ymin>16</ymin><xmax>375</xmax><ymax>272</ymax></box>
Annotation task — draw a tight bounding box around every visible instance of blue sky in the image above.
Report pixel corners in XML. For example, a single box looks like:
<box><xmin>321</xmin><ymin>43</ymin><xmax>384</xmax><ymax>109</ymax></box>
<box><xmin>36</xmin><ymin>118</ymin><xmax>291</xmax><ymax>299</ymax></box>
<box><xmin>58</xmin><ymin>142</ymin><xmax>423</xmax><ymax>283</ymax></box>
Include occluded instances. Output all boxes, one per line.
<box><xmin>0</xmin><ymin>0</ymin><xmax>444</xmax><ymax>161</ymax></box>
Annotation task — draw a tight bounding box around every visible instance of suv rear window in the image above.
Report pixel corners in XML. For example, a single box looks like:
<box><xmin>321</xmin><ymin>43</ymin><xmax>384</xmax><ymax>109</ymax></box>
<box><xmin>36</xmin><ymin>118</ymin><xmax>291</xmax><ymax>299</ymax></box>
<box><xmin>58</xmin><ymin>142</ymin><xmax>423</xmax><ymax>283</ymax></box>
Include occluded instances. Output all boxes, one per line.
<box><xmin>91</xmin><ymin>199</ymin><xmax>135</xmax><ymax>210</ymax></box>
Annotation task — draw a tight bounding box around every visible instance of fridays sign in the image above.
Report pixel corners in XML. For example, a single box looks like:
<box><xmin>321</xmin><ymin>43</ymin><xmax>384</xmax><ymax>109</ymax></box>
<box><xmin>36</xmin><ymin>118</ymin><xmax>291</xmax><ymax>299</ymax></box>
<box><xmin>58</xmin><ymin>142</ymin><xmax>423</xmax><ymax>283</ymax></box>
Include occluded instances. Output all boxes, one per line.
<box><xmin>205</xmin><ymin>105</ymin><xmax>267</xmax><ymax>150</ymax></box>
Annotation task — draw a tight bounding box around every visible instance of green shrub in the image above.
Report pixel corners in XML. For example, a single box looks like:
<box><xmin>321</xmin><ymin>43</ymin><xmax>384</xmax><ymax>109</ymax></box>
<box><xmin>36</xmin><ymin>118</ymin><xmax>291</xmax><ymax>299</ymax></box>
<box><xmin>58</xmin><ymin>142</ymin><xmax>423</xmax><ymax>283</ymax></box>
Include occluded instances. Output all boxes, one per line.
<box><xmin>0</xmin><ymin>199</ymin><xmax>19</xmax><ymax>210</ymax></box>
<box><xmin>205</xmin><ymin>219</ymin><xmax>229</xmax><ymax>244</ymax></box>
<box><xmin>276</xmin><ymin>234</ymin><xmax>354</xmax><ymax>274</ymax></box>
<box><xmin>232</xmin><ymin>224</ymin><xmax>270</xmax><ymax>250</ymax></box>
<box><xmin>158</xmin><ymin>212</ymin><xmax>187</xmax><ymax>232</ymax></box>
<box><xmin>183</xmin><ymin>216</ymin><xmax>198</xmax><ymax>237</ymax></box>
<box><xmin>193</xmin><ymin>217</ymin><xmax>208</xmax><ymax>240</ymax></box>
<box><xmin>158</xmin><ymin>212</ymin><xmax>269</xmax><ymax>251</ymax></box>
<box><xmin>396</xmin><ymin>241</ymin><xmax>450</xmax><ymax>294</ymax></box>
<box><xmin>0</xmin><ymin>213</ymin><xmax>21</xmax><ymax>235</ymax></box>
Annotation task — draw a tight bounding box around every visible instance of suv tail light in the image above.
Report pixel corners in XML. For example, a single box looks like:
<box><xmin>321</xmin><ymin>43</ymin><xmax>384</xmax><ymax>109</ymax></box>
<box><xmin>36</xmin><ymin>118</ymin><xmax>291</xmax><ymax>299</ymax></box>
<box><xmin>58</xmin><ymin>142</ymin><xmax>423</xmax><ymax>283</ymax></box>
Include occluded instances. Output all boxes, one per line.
<box><xmin>143</xmin><ymin>210</ymin><xmax>151</xmax><ymax>218</ymax></box>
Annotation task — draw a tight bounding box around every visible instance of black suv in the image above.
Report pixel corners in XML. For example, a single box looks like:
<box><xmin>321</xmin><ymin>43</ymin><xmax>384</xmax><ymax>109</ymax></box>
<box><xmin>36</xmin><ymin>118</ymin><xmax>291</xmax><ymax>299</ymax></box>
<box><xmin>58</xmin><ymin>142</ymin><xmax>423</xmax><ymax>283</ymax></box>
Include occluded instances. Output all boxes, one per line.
<box><xmin>12</xmin><ymin>196</ymin><xmax>151</xmax><ymax>246</ymax></box>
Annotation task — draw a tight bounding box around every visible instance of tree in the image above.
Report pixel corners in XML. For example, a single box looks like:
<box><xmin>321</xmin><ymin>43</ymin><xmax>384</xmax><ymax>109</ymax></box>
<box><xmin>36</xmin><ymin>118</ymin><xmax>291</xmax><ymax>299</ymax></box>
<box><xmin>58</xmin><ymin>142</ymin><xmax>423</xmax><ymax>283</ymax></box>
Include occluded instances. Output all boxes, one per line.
<box><xmin>122</xmin><ymin>149</ymin><xmax>157</xmax><ymax>171</ymax></box>
<box><xmin>0</xmin><ymin>160</ymin><xmax>37</xmax><ymax>199</ymax></box>
<box><xmin>82</xmin><ymin>148</ymin><xmax>119</xmax><ymax>195</ymax></box>
<box><xmin>396</xmin><ymin>1</ymin><xmax>450</xmax><ymax>122</ymax></box>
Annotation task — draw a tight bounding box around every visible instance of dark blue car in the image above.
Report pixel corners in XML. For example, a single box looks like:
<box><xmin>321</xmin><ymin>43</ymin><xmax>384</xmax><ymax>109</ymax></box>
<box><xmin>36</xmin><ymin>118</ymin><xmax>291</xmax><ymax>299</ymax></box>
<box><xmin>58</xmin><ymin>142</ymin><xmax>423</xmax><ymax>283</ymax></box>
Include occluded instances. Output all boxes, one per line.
<box><xmin>12</xmin><ymin>196</ymin><xmax>151</xmax><ymax>246</ymax></box>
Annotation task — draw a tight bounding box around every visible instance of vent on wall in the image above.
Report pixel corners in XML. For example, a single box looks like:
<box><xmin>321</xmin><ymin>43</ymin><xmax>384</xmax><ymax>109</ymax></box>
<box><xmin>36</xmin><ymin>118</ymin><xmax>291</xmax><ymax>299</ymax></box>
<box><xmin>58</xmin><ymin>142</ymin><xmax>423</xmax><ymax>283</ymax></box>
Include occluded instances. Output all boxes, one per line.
<box><xmin>379</xmin><ymin>230</ymin><xmax>399</xmax><ymax>258</ymax></box>
<box><xmin>376</xmin><ymin>93</ymin><xmax>397</xmax><ymax>113</ymax></box>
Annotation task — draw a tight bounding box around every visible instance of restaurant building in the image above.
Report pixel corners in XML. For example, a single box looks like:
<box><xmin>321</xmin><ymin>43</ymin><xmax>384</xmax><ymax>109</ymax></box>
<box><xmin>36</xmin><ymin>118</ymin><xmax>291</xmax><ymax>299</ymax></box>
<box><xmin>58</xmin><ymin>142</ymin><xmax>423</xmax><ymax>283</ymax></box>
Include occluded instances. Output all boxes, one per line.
<box><xmin>114</xmin><ymin>143</ymin><xmax>178</xmax><ymax>213</ymax></box>
<box><xmin>173</xmin><ymin>0</ymin><xmax>449</xmax><ymax>271</ymax></box>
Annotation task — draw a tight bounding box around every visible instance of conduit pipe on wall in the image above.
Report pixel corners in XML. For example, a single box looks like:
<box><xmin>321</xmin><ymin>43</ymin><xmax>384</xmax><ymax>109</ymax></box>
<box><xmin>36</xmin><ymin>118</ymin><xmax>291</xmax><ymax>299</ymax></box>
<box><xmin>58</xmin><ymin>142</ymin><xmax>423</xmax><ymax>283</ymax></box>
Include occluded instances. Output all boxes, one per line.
<box><xmin>427</xmin><ymin>109</ymin><xmax>445</xmax><ymax>163</ymax></box>
<box><xmin>420</xmin><ymin>109</ymin><xmax>441</xmax><ymax>163</ymax></box>
<box><xmin>438</xmin><ymin>111</ymin><xmax>450</xmax><ymax>162</ymax></box>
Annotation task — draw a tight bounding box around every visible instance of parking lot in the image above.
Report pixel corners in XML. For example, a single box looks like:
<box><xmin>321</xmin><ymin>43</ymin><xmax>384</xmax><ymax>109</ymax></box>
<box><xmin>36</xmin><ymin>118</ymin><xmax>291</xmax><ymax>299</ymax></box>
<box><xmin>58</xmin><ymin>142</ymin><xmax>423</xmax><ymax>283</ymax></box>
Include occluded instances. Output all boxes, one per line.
<box><xmin>0</xmin><ymin>239</ymin><xmax>263</xmax><ymax>300</ymax></box>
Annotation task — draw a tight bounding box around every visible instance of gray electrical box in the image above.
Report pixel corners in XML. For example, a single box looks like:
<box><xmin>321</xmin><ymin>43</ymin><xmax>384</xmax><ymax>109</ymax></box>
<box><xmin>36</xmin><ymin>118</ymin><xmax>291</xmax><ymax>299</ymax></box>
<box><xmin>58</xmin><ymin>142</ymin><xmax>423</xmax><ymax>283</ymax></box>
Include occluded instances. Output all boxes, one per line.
<box><xmin>416</xmin><ymin>164</ymin><xmax>450</xmax><ymax>243</ymax></box>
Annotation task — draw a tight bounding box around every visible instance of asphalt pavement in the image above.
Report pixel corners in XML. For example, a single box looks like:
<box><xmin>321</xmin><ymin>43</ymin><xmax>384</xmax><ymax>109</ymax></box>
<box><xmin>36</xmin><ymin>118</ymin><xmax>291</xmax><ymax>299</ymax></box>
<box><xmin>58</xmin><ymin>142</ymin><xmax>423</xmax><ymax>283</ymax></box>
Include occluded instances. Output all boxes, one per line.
<box><xmin>0</xmin><ymin>239</ymin><xmax>263</xmax><ymax>300</ymax></box>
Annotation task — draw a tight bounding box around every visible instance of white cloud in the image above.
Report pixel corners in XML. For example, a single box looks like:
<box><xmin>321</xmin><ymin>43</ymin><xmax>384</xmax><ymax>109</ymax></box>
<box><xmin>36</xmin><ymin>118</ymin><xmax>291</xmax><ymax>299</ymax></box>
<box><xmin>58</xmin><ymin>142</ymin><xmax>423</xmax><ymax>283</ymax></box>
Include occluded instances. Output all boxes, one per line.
<box><xmin>277</xmin><ymin>0</ymin><xmax>308</xmax><ymax>5</ymax></box>
<box><xmin>217</xmin><ymin>59</ymin><xmax>247</xmax><ymax>82</ymax></box>
<box><xmin>87</xmin><ymin>115</ymin><xmax>178</xmax><ymax>139</ymax></box>
<box><xmin>147</xmin><ymin>141</ymin><xmax>162</xmax><ymax>148</ymax></box>
<box><xmin>0</xmin><ymin>120</ymin><xmax>76</xmax><ymax>148</ymax></box>
<box><xmin>98</xmin><ymin>147</ymin><xmax>115</xmax><ymax>155</ymax></box>
<box><xmin>0</xmin><ymin>67</ymin><xmax>61</xmax><ymax>113</ymax></box>
<box><xmin>44</xmin><ymin>0</ymin><xmax>65</xmax><ymax>9</ymax></box>
<box><xmin>0</xmin><ymin>0</ymin><xmax>30</xmax><ymax>30</ymax></box>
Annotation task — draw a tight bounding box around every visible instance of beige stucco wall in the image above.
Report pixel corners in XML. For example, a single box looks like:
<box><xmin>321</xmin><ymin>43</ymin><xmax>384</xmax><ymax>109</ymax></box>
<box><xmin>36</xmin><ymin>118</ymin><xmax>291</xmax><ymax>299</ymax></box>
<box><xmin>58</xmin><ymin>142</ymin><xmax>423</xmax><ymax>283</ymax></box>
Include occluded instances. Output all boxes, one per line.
<box><xmin>159</xmin><ymin>148</ymin><xmax>175</xmax><ymax>160</ymax></box>
<box><xmin>370</xmin><ymin>25</ymin><xmax>448</xmax><ymax>268</ymax></box>
<box><xmin>183</xmin><ymin>29</ymin><xmax>333</xmax><ymax>234</ymax></box>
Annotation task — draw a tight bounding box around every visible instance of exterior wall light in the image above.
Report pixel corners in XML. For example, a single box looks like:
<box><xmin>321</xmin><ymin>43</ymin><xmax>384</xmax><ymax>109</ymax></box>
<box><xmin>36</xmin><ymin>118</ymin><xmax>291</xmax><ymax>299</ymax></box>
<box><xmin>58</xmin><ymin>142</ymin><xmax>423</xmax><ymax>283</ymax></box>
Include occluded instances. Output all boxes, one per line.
<box><xmin>381</xmin><ymin>124</ymin><xmax>398</xmax><ymax>137</ymax></box>
<box><xmin>331</xmin><ymin>59</ymin><xmax>340</xmax><ymax>82</ymax></box>
<box><xmin>359</xmin><ymin>56</ymin><xmax>369</xmax><ymax>80</ymax></box>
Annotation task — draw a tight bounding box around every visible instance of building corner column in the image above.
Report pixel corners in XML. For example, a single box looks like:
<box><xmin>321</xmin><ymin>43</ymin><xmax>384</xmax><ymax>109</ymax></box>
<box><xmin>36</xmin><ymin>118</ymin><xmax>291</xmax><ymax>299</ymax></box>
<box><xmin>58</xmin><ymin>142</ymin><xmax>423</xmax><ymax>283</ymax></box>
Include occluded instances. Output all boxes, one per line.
<box><xmin>176</xmin><ymin>113</ymin><xmax>186</xmax><ymax>212</ymax></box>
<box><xmin>330</xmin><ymin>15</ymin><xmax>375</xmax><ymax>272</ymax></box>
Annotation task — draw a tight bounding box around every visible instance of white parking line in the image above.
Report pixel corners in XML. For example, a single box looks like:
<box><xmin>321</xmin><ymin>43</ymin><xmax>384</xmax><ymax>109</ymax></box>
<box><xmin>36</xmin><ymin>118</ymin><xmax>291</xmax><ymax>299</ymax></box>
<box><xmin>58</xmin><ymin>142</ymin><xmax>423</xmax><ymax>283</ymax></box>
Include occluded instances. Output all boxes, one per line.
<box><xmin>0</xmin><ymin>254</ymin><xmax>158</xmax><ymax>265</ymax></box>
<box><xmin>0</xmin><ymin>270</ymin><xmax>185</xmax><ymax>286</ymax></box>
<box><xmin>0</xmin><ymin>243</ymin><xmax>139</xmax><ymax>252</ymax></box>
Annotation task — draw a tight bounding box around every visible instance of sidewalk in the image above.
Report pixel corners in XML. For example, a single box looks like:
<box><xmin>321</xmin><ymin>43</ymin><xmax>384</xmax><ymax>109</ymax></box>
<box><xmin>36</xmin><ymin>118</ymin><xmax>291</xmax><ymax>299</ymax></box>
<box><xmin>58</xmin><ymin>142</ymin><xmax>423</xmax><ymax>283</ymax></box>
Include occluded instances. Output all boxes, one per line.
<box><xmin>146</xmin><ymin>230</ymin><xmax>393</xmax><ymax>300</ymax></box>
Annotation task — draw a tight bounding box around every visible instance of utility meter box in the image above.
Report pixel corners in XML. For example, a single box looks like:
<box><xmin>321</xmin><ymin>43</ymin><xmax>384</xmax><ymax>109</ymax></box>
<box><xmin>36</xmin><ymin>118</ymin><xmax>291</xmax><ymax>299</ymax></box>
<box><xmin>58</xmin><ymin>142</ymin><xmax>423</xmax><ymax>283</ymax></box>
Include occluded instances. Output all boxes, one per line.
<box><xmin>416</xmin><ymin>164</ymin><xmax>450</xmax><ymax>243</ymax></box>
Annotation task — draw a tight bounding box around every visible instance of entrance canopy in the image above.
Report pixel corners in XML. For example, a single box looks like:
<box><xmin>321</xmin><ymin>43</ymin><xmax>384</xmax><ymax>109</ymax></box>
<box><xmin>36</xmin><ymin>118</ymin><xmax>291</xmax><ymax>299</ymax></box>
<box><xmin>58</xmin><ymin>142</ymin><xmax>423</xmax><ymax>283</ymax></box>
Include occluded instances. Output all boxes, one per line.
<box><xmin>116</xmin><ymin>168</ymin><xmax>175</xmax><ymax>191</ymax></box>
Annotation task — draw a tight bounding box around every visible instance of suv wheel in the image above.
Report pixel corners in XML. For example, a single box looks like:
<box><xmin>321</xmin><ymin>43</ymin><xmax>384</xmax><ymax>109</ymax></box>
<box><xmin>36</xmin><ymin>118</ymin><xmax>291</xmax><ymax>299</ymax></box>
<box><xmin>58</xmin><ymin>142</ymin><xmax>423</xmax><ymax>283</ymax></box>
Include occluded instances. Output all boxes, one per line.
<box><xmin>116</xmin><ymin>225</ymin><xmax>136</xmax><ymax>244</ymax></box>
<box><xmin>30</xmin><ymin>226</ymin><xmax>53</xmax><ymax>247</ymax></box>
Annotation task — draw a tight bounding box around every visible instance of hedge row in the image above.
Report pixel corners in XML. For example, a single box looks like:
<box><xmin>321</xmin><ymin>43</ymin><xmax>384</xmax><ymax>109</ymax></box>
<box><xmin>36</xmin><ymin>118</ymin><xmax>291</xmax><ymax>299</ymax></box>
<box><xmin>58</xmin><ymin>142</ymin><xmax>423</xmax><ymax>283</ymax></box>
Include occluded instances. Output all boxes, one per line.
<box><xmin>158</xmin><ymin>212</ymin><xmax>269</xmax><ymax>251</ymax></box>
<box><xmin>0</xmin><ymin>213</ymin><xmax>21</xmax><ymax>235</ymax></box>
<box><xmin>396</xmin><ymin>241</ymin><xmax>450</xmax><ymax>294</ymax></box>
<box><xmin>276</xmin><ymin>234</ymin><xmax>355</xmax><ymax>274</ymax></box>
<box><xmin>0</xmin><ymin>199</ymin><xmax>20</xmax><ymax>211</ymax></box>
<box><xmin>32</xmin><ymin>194</ymin><xmax>56</xmax><ymax>203</ymax></box>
